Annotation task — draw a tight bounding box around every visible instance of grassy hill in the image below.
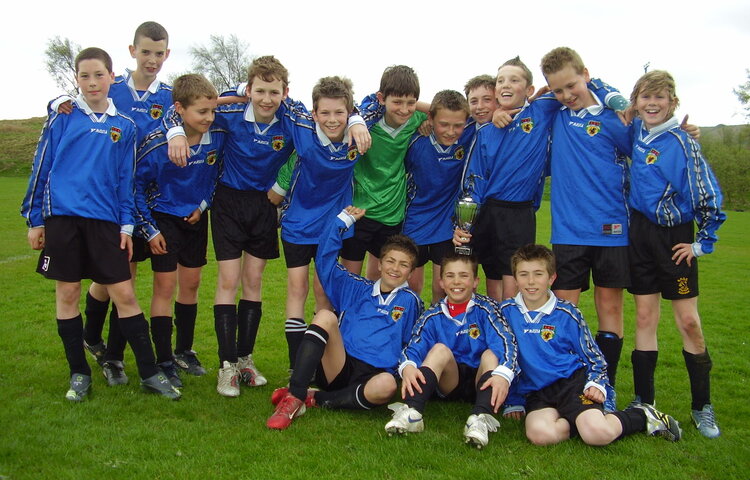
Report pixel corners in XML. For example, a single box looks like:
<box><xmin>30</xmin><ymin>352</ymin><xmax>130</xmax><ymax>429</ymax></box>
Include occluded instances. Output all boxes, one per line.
<box><xmin>0</xmin><ymin>117</ymin><xmax>44</xmax><ymax>175</ymax></box>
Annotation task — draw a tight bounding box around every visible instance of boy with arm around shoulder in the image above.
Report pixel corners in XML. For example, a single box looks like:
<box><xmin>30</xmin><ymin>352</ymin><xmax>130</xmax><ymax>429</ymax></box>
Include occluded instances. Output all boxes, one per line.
<box><xmin>133</xmin><ymin>73</ymin><xmax>224</xmax><ymax>387</ymax></box>
<box><xmin>500</xmin><ymin>244</ymin><xmax>681</xmax><ymax>446</ymax></box>
<box><xmin>22</xmin><ymin>47</ymin><xmax>180</xmax><ymax>401</ymax></box>
<box><xmin>626</xmin><ymin>70</ymin><xmax>725</xmax><ymax>438</ymax></box>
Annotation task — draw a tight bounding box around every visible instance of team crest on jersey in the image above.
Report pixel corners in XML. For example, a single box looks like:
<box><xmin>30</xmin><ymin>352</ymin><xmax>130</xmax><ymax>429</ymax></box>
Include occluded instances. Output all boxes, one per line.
<box><xmin>586</xmin><ymin>121</ymin><xmax>601</xmax><ymax>137</ymax></box>
<box><xmin>391</xmin><ymin>306</ymin><xmax>405</xmax><ymax>322</ymax></box>
<box><xmin>347</xmin><ymin>145</ymin><xmax>358</xmax><ymax>161</ymax></box>
<box><xmin>454</xmin><ymin>146</ymin><xmax>465</xmax><ymax>160</ymax></box>
<box><xmin>206</xmin><ymin>150</ymin><xmax>217</xmax><ymax>165</ymax></box>
<box><xmin>646</xmin><ymin>148</ymin><xmax>660</xmax><ymax>164</ymax></box>
<box><xmin>110</xmin><ymin>127</ymin><xmax>121</xmax><ymax>143</ymax></box>
<box><xmin>520</xmin><ymin>117</ymin><xmax>534</xmax><ymax>133</ymax></box>
<box><xmin>468</xmin><ymin>323</ymin><xmax>480</xmax><ymax>339</ymax></box>
<box><xmin>150</xmin><ymin>104</ymin><xmax>164</xmax><ymax>120</ymax></box>
<box><xmin>272</xmin><ymin>135</ymin><xmax>285</xmax><ymax>151</ymax></box>
<box><xmin>579</xmin><ymin>394</ymin><xmax>594</xmax><ymax>405</ymax></box>
<box><xmin>540</xmin><ymin>324</ymin><xmax>555</xmax><ymax>342</ymax></box>
<box><xmin>677</xmin><ymin>277</ymin><xmax>690</xmax><ymax>295</ymax></box>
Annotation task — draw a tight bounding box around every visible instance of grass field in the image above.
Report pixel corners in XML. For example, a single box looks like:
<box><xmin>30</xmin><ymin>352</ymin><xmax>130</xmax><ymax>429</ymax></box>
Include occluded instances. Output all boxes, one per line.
<box><xmin>1</xmin><ymin>176</ymin><xmax>749</xmax><ymax>480</ymax></box>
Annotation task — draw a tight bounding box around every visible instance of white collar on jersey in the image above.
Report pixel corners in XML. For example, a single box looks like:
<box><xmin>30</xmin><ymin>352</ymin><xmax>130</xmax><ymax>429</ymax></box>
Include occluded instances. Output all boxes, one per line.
<box><xmin>377</xmin><ymin>116</ymin><xmax>410</xmax><ymax>138</ymax></box>
<box><xmin>639</xmin><ymin>115</ymin><xmax>680</xmax><ymax>144</ymax></box>
<box><xmin>428</xmin><ymin>133</ymin><xmax>457</xmax><ymax>152</ymax></box>
<box><xmin>188</xmin><ymin>131</ymin><xmax>213</xmax><ymax>156</ymax></box>
<box><xmin>371</xmin><ymin>279</ymin><xmax>408</xmax><ymax>305</ymax></box>
<box><xmin>438</xmin><ymin>294</ymin><xmax>478</xmax><ymax>325</ymax></box>
<box><xmin>315</xmin><ymin>123</ymin><xmax>350</xmax><ymax>149</ymax></box>
<box><xmin>124</xmin><ymin>69</ymin><xmax>161</xmax><ymax>94</ymax></box>
<box><xmin>564</xmin><ymin>90</ymin><xmax>604</xmax><ymax>118</ymax></box>
<box><xmin>75</xmin><ymin>94</ymin><xmax>117</xmax><ymax>119</ymax></box>
<box><xmin>243</xmin><ymin>101</ymin><xmax>279</xmax><ymax>134</ymax></box>
<box><xmin>513</xmin><ymin>290</ymin><xmax>557</xmax><ymax>324</ymax></box>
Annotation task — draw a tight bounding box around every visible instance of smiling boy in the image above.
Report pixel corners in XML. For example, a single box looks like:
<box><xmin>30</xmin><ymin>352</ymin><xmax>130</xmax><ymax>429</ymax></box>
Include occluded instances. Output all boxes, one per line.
<box><xmin>132</xmin><ymin>74</ymin><xmax>225</xmax><ymax>388</ymax></box>
<box><xmin>267</xmin><ymin>206</ymin><xmax>423</xmax><ymax>430</ymax></box>
<box><xmin>384</xmin><ymin>251</ymin><xmax>517</xmax><ymax>449</ymax></box>
<box><xmin>403</xmin><ymin>90</ymin><xmax>473</xmax><ymax>302</ymax></box>
<box><xmin>499</xmin><ymin>244</ymin><xmax>681</xmax><ymax>447</ymax></box>
<box><xmin>464</xmin><ymin>75</ymin><xmax>499</xmax><ymax>125</ymax></box>
<box><xmin>341</xmin><ymin>65</ymin><xmax>427</xmax><ymax>280</ymax></box>
<box><xmin>22</xmin><ymin>47</ymin><xmax>180</xmax><ymax>401</ymax></box>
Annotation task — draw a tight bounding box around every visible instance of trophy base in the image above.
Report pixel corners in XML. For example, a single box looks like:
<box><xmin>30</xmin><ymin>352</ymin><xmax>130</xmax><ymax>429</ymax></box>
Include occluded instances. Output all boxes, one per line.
<box><xmin>455</xmin><ymin>245</ymin><xmax>473</xmax><ymax>256</ymax></box>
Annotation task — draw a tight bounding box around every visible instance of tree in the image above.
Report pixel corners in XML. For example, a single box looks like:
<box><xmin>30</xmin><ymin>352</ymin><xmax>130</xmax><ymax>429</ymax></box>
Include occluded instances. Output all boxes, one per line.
<box><xmin>734</xmin><ymin>69</ymin><xmax>750</xmax><ymax>120</ymax></box>
<box><xmin>44</xmin><ymin>36</ymin><xmax>81</xmax><ymax>96</ymax></box>
<box><xmin>189</xmin><ymin>35</ymin><xmax>253</xmax><ymax>92</ymax></box>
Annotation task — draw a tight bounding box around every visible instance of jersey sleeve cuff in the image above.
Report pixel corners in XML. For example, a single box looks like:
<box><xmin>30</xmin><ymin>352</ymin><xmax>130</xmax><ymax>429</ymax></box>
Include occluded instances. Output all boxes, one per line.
<box><xmin>491</xmin><ymin>365</ymin><xmax>515</xmax><ymax>384</ymax></box>
<box><xmin>271</xmin><ymin>182</ymin><xmax>288</xmax><ymax>197</ymax></box>
<box><xmin>398</xmin><ymin>360</ymin><xmax>417</xmax><ymax>378</ymax></box>
<box><xmin>585</xmin><ymin>381</ymin><xmax>607</xmax><ymax>398</ymax></box>
<box><xmin>199</xmin><ymin>200</ymin><xmax>208</xmax><ymax>213</ymax></box>
<box><xmin>691</xmin><ymin>242</ymin><xmax>706</xmax><ymax>257</ymax></box>
<box><xmin>337</xmin><ymin>210</ymin><xmax>356</xmax><ymax>228</ymax></box>
<box><xmin>605</xmin><ymin>92</ymin><xmax>630</xmax><ymax>111</ymax></box>
<box><xmin>166</xmin><ymin>126</ymin><xmax>186</xmax><ymax>140</ymax></box>
<box><xmin>120</xmin><ymin>225</ymin><xmax>134</xmax><ymax>236</ymax></box>
<box><xmin>347</xmin><ymin>114</ymin><xmax>365</xmax><ymax>127</ymax></box>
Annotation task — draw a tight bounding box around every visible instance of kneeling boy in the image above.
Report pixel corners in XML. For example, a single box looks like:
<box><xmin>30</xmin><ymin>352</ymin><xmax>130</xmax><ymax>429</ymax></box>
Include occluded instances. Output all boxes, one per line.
<box><xmin>385</xmin><ymin>252</ymin><xmax>517</xmax><ymax>449</ymax></box>
<box><xmin>267</xmin><ymin>206</ymin><xmax>423</xmax><ymax>430</ymax></box>
<box><xmin>500</xmin><ymin>244</ymin><xmax>681</xmax><ymax>446</ymax></box>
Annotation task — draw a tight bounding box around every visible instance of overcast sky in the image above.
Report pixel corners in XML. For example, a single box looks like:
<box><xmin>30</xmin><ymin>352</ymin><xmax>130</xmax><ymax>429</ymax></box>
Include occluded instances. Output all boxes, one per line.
<box><xmin>2</xmin><ymin>0</ymin><xmax>748</xmax><ymax>126</ymax></box>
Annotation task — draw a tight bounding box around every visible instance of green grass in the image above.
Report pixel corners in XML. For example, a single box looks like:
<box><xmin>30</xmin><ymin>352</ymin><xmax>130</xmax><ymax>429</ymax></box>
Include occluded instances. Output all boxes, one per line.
<box><xmin>1</xmin><ymin>176</ymin><xmax>749</xmax><ymax>479</ymax></box>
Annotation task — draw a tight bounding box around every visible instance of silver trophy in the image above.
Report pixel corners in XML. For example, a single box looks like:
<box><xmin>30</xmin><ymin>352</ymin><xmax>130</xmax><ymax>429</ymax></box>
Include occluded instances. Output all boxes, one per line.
<box><xmin>454</xmin><ymin>196</ymin><xmax>480</xmax><ymax>255</ymax></box>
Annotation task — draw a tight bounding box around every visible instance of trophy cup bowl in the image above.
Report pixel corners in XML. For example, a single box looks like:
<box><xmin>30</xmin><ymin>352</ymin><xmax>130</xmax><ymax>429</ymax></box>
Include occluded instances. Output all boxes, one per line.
<box><xmin>454</xmin><ymin>196</ymin><xmax>479</xmax><ymax>255</ymax></box>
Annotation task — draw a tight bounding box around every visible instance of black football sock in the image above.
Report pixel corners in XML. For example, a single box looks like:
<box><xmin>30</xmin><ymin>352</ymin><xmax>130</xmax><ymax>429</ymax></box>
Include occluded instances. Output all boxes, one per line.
<box><xmin>405</xmin><ymin>366</ymin><xmax>439</xmax><ymax>414</ymax></box>
<box><xmin>289</xmin><ymin>324</ymin><xmax>328</xmax><ymax>401</ymax></box>
<box><xmin>173</xmin><ymin>302</ymin><xmax>197</xmax><ymax>354</ymax></box>
<box><xmin>631</xmin><ymin>349</ymin><xmax>658</xmax><ymax>404</ymax></box>
<box><xmin>612</xmin><ymin>408</ymin><xmax>647</xmax><ymax>440</ymax></box>
<box><xmin>57</xmin><ymin>314</ymin><xmax>91</xmax><ymax>376</ymax></box>
<box><xmin>118</xmin><ymin>312</ymin><xmax>159</xmax><ymax>379</ymax></box>
<box><xmin>683</xmin><ymin>349</ymin><xmax>712</xmax><ymax>410</ymax></box>
<box><xmin>285</xmin><ymin>317</ymin><xmax>307</xmax><ymax>369</ymax></box>
<box><xmin>314</xmin><ymin>382</ymin><xmax>378</xmax><ymax>410</ymax></box>
<box><xmin>214</xmin><ymin>304</ymin><xmax>238</xmax><ymax>366</ymax></box>
<box><xmin>237</xmin><ymin>299</ymin><xmax>262</xmax><ymax>358</ymax></box>
<box><xmin>103</xmin><ymin>306</ymin><xmax>127</xmax><ymax>362</ymax></box>
<box><xmin>596</xmin><ymin>331</ymin><xmax>623</xmax><ymax>387</ymax></box>
<box><xmin>150</xmin><ymin>316</ymin><xmax>173</xmax><ymax>364</ymax></box>
<box><xmin>471</xmin><ymin>371</ymin><xmax>496</xmax><ymax>415</ymax></box>
<box><xmin>83</xmin><ymin>292</ymin><xmax>109</xmax><ymax>346</ymax></box>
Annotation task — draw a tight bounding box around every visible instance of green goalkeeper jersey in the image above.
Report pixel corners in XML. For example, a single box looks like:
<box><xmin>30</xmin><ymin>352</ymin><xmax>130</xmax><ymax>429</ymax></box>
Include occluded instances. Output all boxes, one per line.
<box><xmin>353</xmin><ymin>111</ymin><xmax>427</xmax><ymax>225</ymax></box>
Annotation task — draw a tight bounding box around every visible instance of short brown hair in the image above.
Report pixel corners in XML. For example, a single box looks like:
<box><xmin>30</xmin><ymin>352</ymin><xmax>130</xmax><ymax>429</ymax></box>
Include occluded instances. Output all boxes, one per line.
<box><xmin>133</xmin><ymin>21</ymin><xmax>168</xmax><ymax>46</ymax></box>
<box><xmin>429</xmin><ymin>90</ymin><xmax>470</xmax><ymax>118</ymax></box>
<box><xmin>172</xmin><ymin>74</ymin><xmax>218</xmax><ymax>107</ymax></box>
<box><xmin>75</xmin><ymin>47</ymin><xmax>112</xmax><ymax>73</ymax></box>
<box><xmin>312</xmin><ymin>76</ymin><xmax>354</xmax><ymax>113</ymax></box>
<box><xmin>379</xmin><ymin>65</ymin><xmax>420</xmax><ymax>100</ymax></box>
<box><xmin>463</xmin><ymin>75</ymin><xmax>495</xmax><ymax>98</ymax></box>
<box><xmin>511</xmin><ymin>244</ymin><xmax>556</xmax><ymax>277</ymax></box>
<box><xmin>441</xmin><ymin>251</ymin><xmax>479</xmax><ymax>277</ymax></box>
<box><xmin>247</xmin><ymin>55</ymin><xmax>289</xmax><ymax>90</ymax></box>
<box><xmin>499</xmin><ymin>56</ymin><xmax>533</xmax><ymax>86</ymax></box>
<box><xmin>380</xmin><ymin>234</ymin><xmax>419</xmax><ymax>271</ymax></box>
<box><xmin>630</xmin><ymin>70</ymin><xmax>680</xmax><ymax>118</ymax></box>
<box><xmin>540</xmin><ymin>47</ymin><xmax>585</xmax><ymax>76</ymax></box>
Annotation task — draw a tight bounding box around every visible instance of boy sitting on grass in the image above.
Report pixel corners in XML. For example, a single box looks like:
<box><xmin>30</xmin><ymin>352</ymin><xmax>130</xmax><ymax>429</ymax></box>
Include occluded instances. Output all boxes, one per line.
<box><xmin>500</xmin><ymin>244</ymin><xmax>681</xmax><ymax>446</ymax></box>
<box><xmin>267</xmin><ymin>206</ymin><xmax>423</xmax><ymax>430</ymax></box>
<box><xmin>384</xmin><ymin>251</ymin><xmax>517</xmax><ymax>449</ymax></box>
